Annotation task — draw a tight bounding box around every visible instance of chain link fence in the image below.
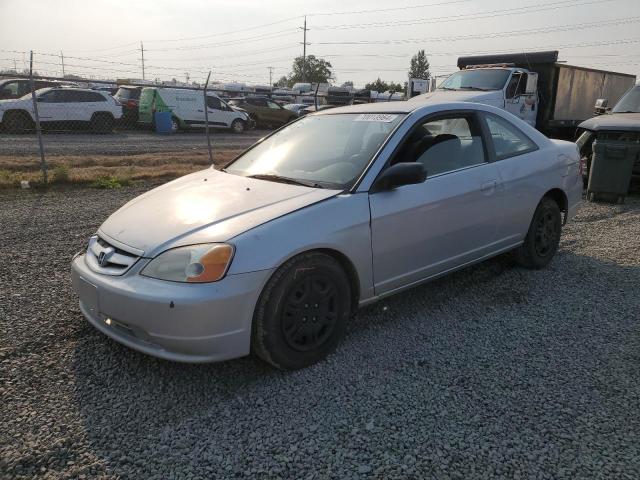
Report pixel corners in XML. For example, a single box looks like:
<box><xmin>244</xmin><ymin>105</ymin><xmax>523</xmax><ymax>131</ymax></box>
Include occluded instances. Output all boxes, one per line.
<box><xmin>0</xmin><ymin>52</ymin><xmax>418</xmax><ymax>189</ymax></box>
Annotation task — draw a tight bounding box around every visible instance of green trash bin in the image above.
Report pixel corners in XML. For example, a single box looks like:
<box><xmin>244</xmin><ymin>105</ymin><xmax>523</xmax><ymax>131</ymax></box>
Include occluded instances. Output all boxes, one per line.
<box><xmin>587</xmin><ymin>140</ymin><xmax>640</xmax><ymax>204</ymax></box>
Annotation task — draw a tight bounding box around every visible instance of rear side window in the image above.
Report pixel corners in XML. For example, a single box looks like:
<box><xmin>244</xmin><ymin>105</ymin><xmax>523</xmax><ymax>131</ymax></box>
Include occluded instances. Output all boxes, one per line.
<box><xmin>483</xmin><ymin>113</ymin><xmax>537</xmax><ymax>159</ymax></box>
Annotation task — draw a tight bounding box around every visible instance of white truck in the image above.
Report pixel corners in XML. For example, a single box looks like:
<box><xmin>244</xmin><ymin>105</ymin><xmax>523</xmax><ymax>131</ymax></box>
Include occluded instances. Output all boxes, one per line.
<box><xmin>410</xmin><ymin>51</ymin><xmax>636</xmax><ymax>136</ymax></box>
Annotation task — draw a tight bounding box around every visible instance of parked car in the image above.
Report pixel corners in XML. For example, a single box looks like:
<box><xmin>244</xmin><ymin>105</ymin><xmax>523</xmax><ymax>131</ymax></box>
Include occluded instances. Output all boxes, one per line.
<box><xmin>138</xmin><ymin>87</ymin><xmax>251</xmax><ymax>133</ymax></box>
<box><xmin>0</xmin><ymin>78</ymin><xmax>73</xmax><ymax>100</ymax></box>
<box><xmin>113</xmin><ymin>86</ymin><xmax>142</xmax><ymax>126</ymax></box>
<box><xmin>0</xmin><ymin>87</ymin><xmax>122</xmax><ymax>133</ymax></box>
<box><xmin>283</xmin><ymin>103</ymin><xmax>310</xmax><ymax>116</ymax></box>
<box><xmin>576</xmin><ymin>83</ymin><xmax>640</xmax><ymax>184</ymax></box>
<box><xmin>228</xmin><ymin>97</ymin><xmax>297</xmax><ymax>128</ymax></box>
<box><xmin>71</xmin><ymin>101</ymin><xmax>582</xmax><ymax>369</ymax></box>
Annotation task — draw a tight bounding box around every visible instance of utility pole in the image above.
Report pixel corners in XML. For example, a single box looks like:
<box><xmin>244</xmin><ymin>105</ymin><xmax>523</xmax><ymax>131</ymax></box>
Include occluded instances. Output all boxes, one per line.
<box><xmin>299</xmin><ymin>16</ymin><xmax>309</xmax><ymax>82</ymax></box>
<box><xmin>13</xmin><ymin>58</ymin><xmax>17</xmax><ymax>72</ymax></box>
<box><xmin>140</xmin><ymin>41</ymin><xmax>146</xmax><ymax>80</ymax></box>
<box><xmin>185</xmin><ymin>72</ymin><xmax>190</xmax><ymax>84</ymax></box>
<box><xmin>268</xmin><ymin>67</ymin><xmax>274</xmax><ymax>86</ymax></box>
<box><xmin>60</xmin><ymin>51</ymin><xmax>65</xmax><ymax>77</ymax></box>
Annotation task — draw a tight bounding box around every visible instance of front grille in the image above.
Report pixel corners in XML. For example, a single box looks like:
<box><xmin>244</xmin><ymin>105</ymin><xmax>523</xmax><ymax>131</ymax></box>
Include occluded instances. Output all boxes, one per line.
<box><xmin>85</xmin><ymin>235</ymin><xmax>139</xmax><ymax>276</ymax></box>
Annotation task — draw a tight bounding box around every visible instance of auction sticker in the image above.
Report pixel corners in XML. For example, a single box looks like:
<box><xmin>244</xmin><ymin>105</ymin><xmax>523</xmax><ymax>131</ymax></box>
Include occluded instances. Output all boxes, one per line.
<box><xmin>354</xmin><ymin>114</ymin><xmax>398</xmax><ymax>122</ymax></box>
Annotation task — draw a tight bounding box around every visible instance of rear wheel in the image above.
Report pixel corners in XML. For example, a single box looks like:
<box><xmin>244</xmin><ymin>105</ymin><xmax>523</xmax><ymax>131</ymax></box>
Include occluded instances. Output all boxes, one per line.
<box><xmin>90</xmin><ymin>113</ymin><xmax>114</xmax><ymax>133</ymax></box>
<box><xmin>514</xmin><ymin>197</ymin><xmax>562</xmax><ymax>269</ymax></box>
<box><xmin>251</xmin><ymin>252</ymin><xmax>352</xmax><ymax>370</ymax></box>
<box><xmin>4</xmin><ymin>111</ymin><xmax>33</xmax><ymax>133</ymax></box>
<box><xmin>231</xmin><ymin>119</ymin><xmax>245</xmax><ymax>134</ymax></box>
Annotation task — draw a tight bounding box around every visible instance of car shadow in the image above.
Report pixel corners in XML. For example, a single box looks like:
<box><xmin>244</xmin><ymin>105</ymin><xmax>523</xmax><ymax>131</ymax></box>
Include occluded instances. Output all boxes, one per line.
<box><xmin>70</xmin><ymin>245</ymin><xmax>640</xmax><ymax>477</ymax></box>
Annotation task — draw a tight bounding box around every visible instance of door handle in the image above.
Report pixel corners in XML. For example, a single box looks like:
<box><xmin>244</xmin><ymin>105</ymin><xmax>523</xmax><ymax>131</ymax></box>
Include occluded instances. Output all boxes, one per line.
<box><xmin>481</xmin><ymin>180</ymin><xmax>497</xmax><ymax>193</ymax></box>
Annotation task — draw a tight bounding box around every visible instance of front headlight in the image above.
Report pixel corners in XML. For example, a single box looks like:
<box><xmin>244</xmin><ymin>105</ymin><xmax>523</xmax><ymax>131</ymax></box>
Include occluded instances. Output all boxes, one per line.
<box><xmin>141</xmin><ymin>243</ymin><xmax>234</xmax><ymax>283</ymax></box>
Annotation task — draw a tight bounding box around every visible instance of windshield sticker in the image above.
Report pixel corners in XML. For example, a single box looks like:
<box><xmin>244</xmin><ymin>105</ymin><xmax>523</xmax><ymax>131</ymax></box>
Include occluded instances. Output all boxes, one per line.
<box><xmin>354</xmin><ymin>113</ymin><xmax>398</xmax><ymax>122</ymax></box>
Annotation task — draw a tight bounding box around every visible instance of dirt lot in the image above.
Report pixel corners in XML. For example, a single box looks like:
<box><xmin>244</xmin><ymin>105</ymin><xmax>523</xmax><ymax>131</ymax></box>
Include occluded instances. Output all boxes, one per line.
<box><xmin>1</xmin><ymin>185</ymin><xmax>639</xmax><ymax>479</ymax></box>
<box><xmin>0</xmin><ymin>130</ymin><xmax>269</xmax><ymax>187</ymax></box>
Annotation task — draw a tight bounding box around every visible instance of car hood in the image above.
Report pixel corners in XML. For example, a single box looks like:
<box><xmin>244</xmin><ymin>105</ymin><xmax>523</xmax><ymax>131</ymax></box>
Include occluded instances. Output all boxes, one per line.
<box><xmin>578</xmin><ymin>113</ymin><xmax>640</xmax><ymax>131</ymax></box>
<box><xmin>0</xmin><ymin>99</ymin><xmax>27</xmax><ymax>109</ymax></box>
<box><xmin>409</xmin><ymin>89</ymin><xmax>505</xmax><ymax>106</ymax></box>
<box><xmin>98</xmin><ymin>169</ymin><xmax>339</xmax><ymax>257</ymax></box>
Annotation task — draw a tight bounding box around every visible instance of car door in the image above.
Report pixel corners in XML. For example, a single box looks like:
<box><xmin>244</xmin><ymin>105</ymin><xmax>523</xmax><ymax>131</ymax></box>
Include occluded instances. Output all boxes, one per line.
<box><xmin>267</xmin><ymin>100</ymin><xmax>287</xmax><ymax>125</ymax></box>
<box><xmin>368</xmin><ymin>111</ymin><xmax>503</xmax><ymax>295</ymax></box>
<box><xmin>480</xmin><ymin>111</ymin><xmax>546</xmax><ymax>244</ymax></box>
<box><xmin>504</xmin><ymin>71</ymin><xmax>537</xmax><ymax>127</ymax></box>
<box><xmin>59</xmin><ymin>90</ymin><xmax>90</xmax><ymax>122</ymax></box>
<box><xmin>36</xmin><ymin>90</ymin><xmax>69</xmax><ymax>123</ymax></box>
<box><xmin>206</xmin><ymin>95</ymin><xmax>232</xmax><ymax>127</ymax></box>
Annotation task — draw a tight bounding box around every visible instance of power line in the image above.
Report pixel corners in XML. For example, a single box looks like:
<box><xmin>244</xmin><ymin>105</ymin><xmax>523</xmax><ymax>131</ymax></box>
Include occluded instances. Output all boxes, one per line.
<box><xmin>307</xmin><ymin>0</ymin><xmax>471</xmax><ymax>17</ymax></box>
<box><xmin>313</xmin><ymin>0</ymin><xmax>614</xmax><ymax>30</ymax></box>
<box><xmin>314</xmin><ymin>16</ymin><xmax>640</xmax><ymax>45</ymax></box>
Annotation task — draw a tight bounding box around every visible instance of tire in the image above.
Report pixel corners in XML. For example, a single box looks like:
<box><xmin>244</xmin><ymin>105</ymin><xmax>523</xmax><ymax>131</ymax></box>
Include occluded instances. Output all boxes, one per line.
<box><xmin>3</xmin><ymin>111</ymin><xmax>32</xmax><ymax>133</ymax></box>
<box><xmin>90</xmin><ymin>113</ymin><xmax>114</xmax><ymax>133</ymax></box>
<box><xmin>514</xmin><ymin>197</ymin><xmax>562</xmax><ymax>269</ymax></box>
<box><xmin>251</xmin><ymin>252</ymin><xmax>352</xmax><ymax>370</ymax></box>
<box><xmin>231</xmin><ymin>119</ymin><xmax>245</xmax><ymax>134</ymax></box>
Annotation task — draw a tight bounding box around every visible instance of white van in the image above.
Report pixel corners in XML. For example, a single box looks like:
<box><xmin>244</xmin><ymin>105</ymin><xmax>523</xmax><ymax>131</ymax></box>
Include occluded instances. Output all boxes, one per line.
<box><xmin>139</xmin><ymin>87</ymin><xmax>252</xmax><ymax>133</ymax></box>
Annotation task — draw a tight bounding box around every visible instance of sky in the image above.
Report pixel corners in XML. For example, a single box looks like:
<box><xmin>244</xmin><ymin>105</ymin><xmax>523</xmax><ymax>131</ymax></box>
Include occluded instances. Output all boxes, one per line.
<box><xmin>1</xmin><ymin>0</ymin><xmax>640</xmax><ymax>87</ymax></box>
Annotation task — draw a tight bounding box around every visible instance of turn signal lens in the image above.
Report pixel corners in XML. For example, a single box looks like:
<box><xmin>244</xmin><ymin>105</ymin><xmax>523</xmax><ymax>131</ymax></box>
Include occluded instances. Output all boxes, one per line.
<box><xmin>141</xmin><ymin>243</ymin><xmax>234</xmax><ymax>283</ymax></box>
<box><xmin>186</xmin><ymin>244</ymin><xmax>234</xmax><ymax>283</ymax></box>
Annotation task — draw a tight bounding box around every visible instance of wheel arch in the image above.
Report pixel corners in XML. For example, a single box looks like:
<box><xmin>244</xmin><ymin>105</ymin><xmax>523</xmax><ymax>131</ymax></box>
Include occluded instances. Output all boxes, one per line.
<box><xmin>2</xmin><ymin>108</ymin><xmax>34</xmax><ymax>122</ymax></box>
<box><xmin>542</xmin><ymin>188</ymin><xmax>568</xmax><ymax>223</ymax></box>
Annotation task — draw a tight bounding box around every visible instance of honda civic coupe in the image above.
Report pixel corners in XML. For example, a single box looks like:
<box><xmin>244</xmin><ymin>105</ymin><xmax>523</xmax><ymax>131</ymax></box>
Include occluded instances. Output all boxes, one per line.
<box><xmin>72</xmin><ymin>101</ymin><xmax>582</xmax><ymax>369</ymax></box>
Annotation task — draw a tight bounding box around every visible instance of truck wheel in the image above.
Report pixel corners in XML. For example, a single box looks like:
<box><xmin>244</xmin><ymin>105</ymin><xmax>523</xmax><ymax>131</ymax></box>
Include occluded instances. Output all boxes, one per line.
<box><xmin>514</xmin><ymin>197</ymin><xmax>562</xmax><ymax>269</ymax></box>
<box><xmin>231</xmin><ymin>119</ymin><xmax>245</xmax><ymax>134</ymax></box>
<box><xmin>90</xmin><ymin>113</ymin><xmax>115</xmax><ymax>133</ymax></box>
<box><xmin>4</xmin><ymin>111</ymin><xmax>33</xmax><ymax>133</ymax></box>
<box><xmin>251</xmin><ymin>252</ymin><xmax>352</xmax><ymax>370</ymax></box>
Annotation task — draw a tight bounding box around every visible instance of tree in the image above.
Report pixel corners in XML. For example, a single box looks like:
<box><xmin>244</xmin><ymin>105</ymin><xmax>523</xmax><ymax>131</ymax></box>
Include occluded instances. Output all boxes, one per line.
<box><xmin>341</xmin><ymin>80</ymin><xmax>354</xmax><ymax>88</ymax></box>
<box><xmin>273</xmin><ymin>75</ymin><xmax>289</xmax><ymax>88</ymax></box>
<box><xmin>289</xmin><ymin>55</ymin><xmax>333</xmax><ymax>84</ymax></box>
<box><xmin>409</xmin><ymin>50</ymin><xmax>430</xmax><ymax>80</ymax></box>
<box><xmin>365</xmin><ymin>78</ymin><xmax>404</xmax><ymax>92</ymax></box>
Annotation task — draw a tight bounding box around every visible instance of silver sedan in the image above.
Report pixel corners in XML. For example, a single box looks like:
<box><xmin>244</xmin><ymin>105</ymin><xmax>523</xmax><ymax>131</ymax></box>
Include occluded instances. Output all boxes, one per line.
<box><xmin>71</xmin><ymin>101</ymin><xmax>582</xmax><ymax>369</ymax></box>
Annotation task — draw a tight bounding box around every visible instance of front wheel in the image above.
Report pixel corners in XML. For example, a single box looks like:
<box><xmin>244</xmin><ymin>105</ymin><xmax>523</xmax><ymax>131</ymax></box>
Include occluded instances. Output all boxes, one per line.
<box><xmin>4</xmin><ymin>111</ymin><xmax>33</xmax><ymax>133</ymax></box>
<box><xmin>514</xmin><ymin>197</ymin><xmax>562</xmax><ymax>269</ymax></box>
<box><xmin>231</xmin><ymin>119</ymin><xmax>245</xmax><ymax>134</ymax></box>
<box><xmin>251</xmin><ymin>252</ymin><xmax>352</xmax><ymax>370</ymax></box>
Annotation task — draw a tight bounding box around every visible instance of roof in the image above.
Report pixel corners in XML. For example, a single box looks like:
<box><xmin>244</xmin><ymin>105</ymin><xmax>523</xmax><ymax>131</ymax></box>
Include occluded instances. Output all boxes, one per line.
<box><xmin>317</xmin><ymin>101</ymin><xmax>418</xmax><ymax>115</ymax></box>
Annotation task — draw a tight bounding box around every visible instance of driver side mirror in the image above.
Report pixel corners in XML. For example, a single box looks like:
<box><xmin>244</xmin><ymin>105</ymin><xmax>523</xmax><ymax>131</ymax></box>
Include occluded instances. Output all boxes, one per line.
<box><xmin>371</xmin><ymin>162</ymin><xmax>427</xmax><ymax>193</ymax></box>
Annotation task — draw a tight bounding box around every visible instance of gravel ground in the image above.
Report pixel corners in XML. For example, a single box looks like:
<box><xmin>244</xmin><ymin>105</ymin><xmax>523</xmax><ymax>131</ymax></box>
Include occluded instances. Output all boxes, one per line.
<box><xmin>0</xmin><ymin>130</ymin><xmax>269</xmax><ymax>156</ymax></box>
<box><xmin>1</xmin><ymin>185</ymin><xmax>639</xmax><ymax>479</ymax></box>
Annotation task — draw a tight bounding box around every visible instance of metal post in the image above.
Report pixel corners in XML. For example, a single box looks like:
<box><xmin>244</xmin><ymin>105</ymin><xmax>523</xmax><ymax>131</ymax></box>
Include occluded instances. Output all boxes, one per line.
<box><xmin>300</xmin><ymin>16</ymin><xmax>308</xmax><ymax>82</ymax></box>
<box><xmin>268</xmin><ymin>66</ymin><xmax>273</xmax><ymax>86</ymax></box>
<box><xmin>203</xmin><ymin>71</ymin><xmax>214</xmax><ymax>166</ymax></box>
<box><xmin>314</xmin><ymin>82</ymin><xmax>319</xmax><ymax>110</ymax></box>
<box><xmin>29</xmin><ymin>51</ymin><xmax>47</xmax><ymax>184</ymax></box>
<box><xmin>140</xmin><ymin>41</ymin><xmax>146</xmax><ymax>80</ymax></box>
<box><xmin>60</xmin><ymin>51</ymin><xmax>65</xmax><ymax>77</ymax></box>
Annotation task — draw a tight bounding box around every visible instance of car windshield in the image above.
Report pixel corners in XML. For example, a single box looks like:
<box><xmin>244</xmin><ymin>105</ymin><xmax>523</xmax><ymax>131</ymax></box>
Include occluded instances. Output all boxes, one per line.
<box><xmin>612</xmin><ymin>86</ymin><xmax>640</xmax><ymax>113</ymax></box>
<box><xmin>439</xmin><ymin>69</ymin><xmax>511</xmax><ymax>91</ymax></box>
<box><xmin>225</xmin><ymin>113</ymin><xmax>405</xmax><ymax>189</ymax></box>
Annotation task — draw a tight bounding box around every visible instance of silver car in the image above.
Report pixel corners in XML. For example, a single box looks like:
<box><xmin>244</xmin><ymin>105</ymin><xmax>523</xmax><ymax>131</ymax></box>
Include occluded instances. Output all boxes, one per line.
<box><xmin>71</xmin><ymin>101</ymin><xmax>582</xmax><ymax>369</ymax></box>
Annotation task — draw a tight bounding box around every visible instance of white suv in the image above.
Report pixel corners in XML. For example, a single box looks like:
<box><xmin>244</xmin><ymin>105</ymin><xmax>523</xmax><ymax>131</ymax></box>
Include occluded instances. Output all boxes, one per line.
<box><xmin>0</xmin><ymin>87</ymin><xmax>122</xmax><ymax>133</ymax></box>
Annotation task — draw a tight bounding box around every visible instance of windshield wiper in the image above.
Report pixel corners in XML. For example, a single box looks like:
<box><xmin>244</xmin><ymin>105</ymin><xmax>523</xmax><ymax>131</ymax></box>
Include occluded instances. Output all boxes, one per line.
<box><xmin>247</xmin><ymin>173</ymin><xmax>324</xmax><ymax>188</ymax></box>
<box><xmin>457</xmin><ymin>86</ymin><xmax>490</xmax><ymax>91</ymax></box>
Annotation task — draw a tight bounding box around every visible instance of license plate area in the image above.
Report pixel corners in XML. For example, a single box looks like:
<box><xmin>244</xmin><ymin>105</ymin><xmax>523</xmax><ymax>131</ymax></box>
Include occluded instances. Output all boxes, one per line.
<box><xmin>77</xmin><ymin>276</ymin><xmax>99</xmax><ymax>314</ymax></box>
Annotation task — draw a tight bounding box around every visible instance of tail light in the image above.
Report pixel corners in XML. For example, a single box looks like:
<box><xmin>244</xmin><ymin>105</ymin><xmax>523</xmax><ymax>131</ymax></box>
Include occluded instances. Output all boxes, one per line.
<box><xmin>127</xmin><ymin>100</ymin><xmax>137</xmax><ymax>108</ymax></box>
<box><xmin>579</xmin><ymin>156</ymin><xmax>587</xmax><ymax>176</ymax></box>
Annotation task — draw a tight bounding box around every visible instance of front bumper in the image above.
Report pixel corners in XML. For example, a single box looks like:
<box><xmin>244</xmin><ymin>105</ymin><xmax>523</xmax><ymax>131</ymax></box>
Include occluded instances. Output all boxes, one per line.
<box><xmin>71</xmin><ymin>254</ymin><xmax>272</xmax><ymax>362</ymax></box>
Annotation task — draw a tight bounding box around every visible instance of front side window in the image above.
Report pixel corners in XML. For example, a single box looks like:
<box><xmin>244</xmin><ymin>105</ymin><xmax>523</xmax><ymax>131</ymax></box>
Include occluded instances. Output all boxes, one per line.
<box><xmin>38</xmin><ymin>90</ymin><xmax>64</xmax><ymax>103</ymax></box>
<box><xmin>506</xmin><ymin>72</ymin><xmax>528</xmax><ymax>99</ymax></box>
<box><xmin>484</xmin><ymin>113</ymin><xmax>537</xmax><ymax>159</ymax></box>
<box><xmin>206</xmin><ymin>96</ymin><xmax>222</xmax><ymax>109</ymax></box>
<box><xmin>395</xmin><ymin>114</ymin><xmax>486</xmax><ymax>177</ymax></box>
<box><xmin>226</xmin><ymin>113</ymin><xmax>405</xmax><ymax>188</ymax></box>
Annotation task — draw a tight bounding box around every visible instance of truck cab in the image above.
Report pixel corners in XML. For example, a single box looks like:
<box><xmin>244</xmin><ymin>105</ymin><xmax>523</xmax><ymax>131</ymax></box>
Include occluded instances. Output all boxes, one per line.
<box><xmin>413</xmin><ymin>66</ymin><xmax>539</xmax><ymax>127</ymax></box>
